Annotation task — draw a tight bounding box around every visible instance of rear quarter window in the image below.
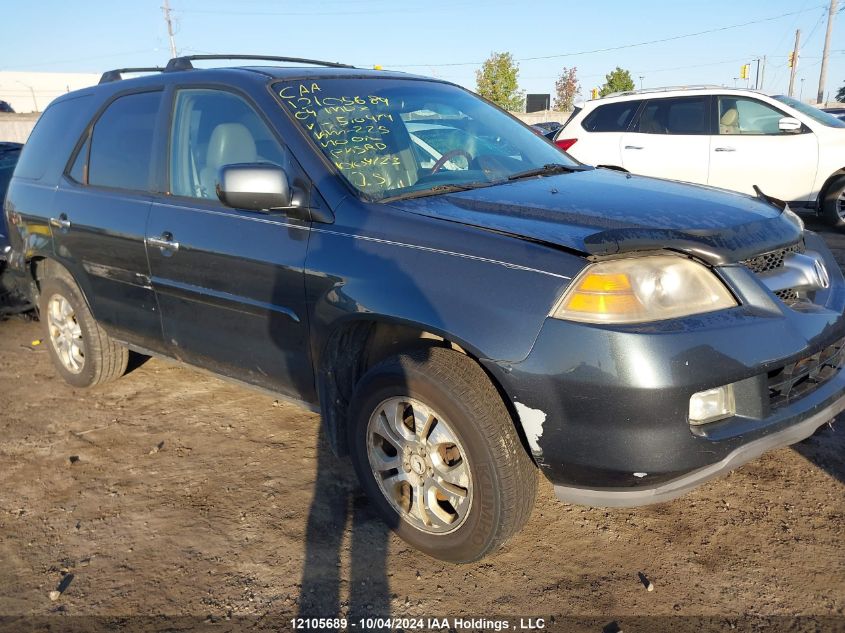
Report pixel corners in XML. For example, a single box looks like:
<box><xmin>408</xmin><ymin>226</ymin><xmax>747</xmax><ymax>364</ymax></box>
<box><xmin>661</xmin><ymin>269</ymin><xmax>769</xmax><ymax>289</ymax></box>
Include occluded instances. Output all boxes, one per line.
<box><xmin>581</xmin><ymin>101</ymin><xmax>640</xmax><ymax>132</ymax></box>
<box><xmin>14</xmin><ymin>95</ymin><xmax>93</xmax><ymax>182</ymax></box>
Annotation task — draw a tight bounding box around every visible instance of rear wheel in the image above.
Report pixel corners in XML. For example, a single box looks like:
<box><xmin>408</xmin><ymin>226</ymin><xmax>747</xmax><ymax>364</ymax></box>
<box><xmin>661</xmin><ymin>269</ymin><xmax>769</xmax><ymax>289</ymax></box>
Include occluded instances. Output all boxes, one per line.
<box><xmin>347</xmin><ymin>347</ymin><xmax>537</xmax><ymax>563</ymax></box>
<box><xmin>39</xmin><ymin>274</ymin><xmax>128</xmax><ymax>388</ymax></box>
<box><xmin>820</xmin><ymin>174</ymin><xmax>845</xmax><ymax>229</ymax></box>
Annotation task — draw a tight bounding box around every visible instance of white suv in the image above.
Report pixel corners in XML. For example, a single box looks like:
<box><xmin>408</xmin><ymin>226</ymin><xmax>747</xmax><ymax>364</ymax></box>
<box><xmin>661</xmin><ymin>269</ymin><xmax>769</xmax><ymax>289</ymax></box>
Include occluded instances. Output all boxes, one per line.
<box><xmin>553</xmin><ymin>87</ymin><xmax>845</xmax><ymax>227</ymax></box>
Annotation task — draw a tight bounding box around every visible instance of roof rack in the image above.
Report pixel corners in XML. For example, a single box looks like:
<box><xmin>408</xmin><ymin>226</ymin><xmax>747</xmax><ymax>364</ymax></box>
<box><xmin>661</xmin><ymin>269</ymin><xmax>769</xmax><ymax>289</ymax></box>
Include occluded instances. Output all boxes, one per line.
<box><xmin>599</xmin><ymin>84</ymin><xmax>727</xmax><ymax>99</ymax></box>
<box><xmin>164</xmin><ymin>54</ymin><xmax>355</xmax><ymax>72</ymax></box>
<box><xmin>98</xmin><ymin>67</ymin><xmax>165</xmax><ymax>84</ymax></box>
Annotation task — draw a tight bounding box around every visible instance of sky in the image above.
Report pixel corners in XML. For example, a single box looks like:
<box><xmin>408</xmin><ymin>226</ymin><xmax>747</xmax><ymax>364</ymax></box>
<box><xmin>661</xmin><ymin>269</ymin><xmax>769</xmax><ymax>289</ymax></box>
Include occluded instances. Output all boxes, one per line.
<box><xmin>3</xmin><ymin>0</ymin><xmax>844</xmax><ymax>104</ymax></box>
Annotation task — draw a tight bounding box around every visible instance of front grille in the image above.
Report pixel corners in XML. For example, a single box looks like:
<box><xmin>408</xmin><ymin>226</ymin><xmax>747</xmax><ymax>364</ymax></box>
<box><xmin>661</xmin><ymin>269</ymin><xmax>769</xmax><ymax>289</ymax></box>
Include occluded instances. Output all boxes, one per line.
<box><xmin>741</xmin><ymin>243</ymin><xmax>803</xmax><ymax>274</ymax></box>
<box><xmin>775</xmin><ymin>288</ymin><xmax>800</xmax><ymax>302</ymax></box>
<box><xmin>767</xmin><ymin>338</ymin><xmax>845</xmax><ymax>411</ymax></box>
<box><xmin>740</xmin><ymin>243</ymin><xmax>805</xmax><ymax>304</ymax></box>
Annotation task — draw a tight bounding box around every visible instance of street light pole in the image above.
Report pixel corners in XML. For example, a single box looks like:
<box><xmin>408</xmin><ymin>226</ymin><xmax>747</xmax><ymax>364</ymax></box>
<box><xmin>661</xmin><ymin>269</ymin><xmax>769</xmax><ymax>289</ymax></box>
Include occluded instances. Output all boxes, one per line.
<box><xmin>16</xmin><ymin>81</ymin><xmax>37</xmax><ymax>112</ymax></box>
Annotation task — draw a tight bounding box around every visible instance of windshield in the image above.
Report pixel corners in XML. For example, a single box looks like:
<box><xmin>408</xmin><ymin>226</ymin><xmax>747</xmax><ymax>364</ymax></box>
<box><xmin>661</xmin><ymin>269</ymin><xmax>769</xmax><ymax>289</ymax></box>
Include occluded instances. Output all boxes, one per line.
<box><xmin>274</xmin><ymin>78</ymin><xmax>577</xmax><ymax>200</ymax></box>
<box><xmin>772</xmin><ymin>95</ymin><xmax>845</xmax><ymax>129</ymax></box>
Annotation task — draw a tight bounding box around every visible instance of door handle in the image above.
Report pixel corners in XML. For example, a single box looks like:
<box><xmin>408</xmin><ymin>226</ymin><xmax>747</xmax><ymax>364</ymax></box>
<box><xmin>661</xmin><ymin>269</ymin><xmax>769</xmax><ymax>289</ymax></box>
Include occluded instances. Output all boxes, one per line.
<box><xmin>147</xmin><ymin>232</ymin><xmax>180</xmax><ymax>253</ymax></box>
<box><xmin>624</xmin><ymin>145</ymin><xmax>644</xmax><ymax>150</ymax></box>
<box><xmin>49</xmin><ymin>214</ymin><xmax>71</xmax><ymax>230</ymax></box>
<box><xmin>714</xmin><ymin>147</ymin><xmax>736</xmax><ymax>152</ymax></box>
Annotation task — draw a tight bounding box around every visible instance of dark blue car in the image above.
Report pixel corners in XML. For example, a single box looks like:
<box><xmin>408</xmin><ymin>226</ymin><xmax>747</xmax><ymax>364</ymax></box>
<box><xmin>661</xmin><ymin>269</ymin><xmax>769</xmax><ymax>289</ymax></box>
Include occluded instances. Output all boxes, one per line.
<box><xmin>4</xmin><ymin>56</ymin><xmax>844</xmax><ymax>562</ymax></box>
<box><xmin>0</xmin><ymin>141</ymin><xmax>25</xmax><ymax>312</ymax></box>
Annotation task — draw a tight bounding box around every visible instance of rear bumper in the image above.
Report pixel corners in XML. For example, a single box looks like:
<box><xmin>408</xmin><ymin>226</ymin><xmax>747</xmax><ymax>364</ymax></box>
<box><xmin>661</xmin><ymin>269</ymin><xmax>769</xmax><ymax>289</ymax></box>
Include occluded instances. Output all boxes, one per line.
<box><xmin>0</xmin><ymin>259</ymin><xmax>33</xmax><ymax>315</ymax></box>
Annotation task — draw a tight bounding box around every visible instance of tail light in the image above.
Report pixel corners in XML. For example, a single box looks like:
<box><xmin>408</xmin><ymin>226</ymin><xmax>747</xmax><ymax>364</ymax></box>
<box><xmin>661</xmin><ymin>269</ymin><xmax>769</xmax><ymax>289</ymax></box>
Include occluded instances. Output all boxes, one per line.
<box><xmin>555</xmin><ymin>138</ymin><xmax>578</xmax><ymax>152</ymax></box>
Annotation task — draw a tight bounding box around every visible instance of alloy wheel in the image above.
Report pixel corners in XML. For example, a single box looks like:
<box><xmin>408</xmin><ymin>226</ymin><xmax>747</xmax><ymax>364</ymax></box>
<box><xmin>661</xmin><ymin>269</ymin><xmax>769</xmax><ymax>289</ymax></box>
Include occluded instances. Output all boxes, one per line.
<box><xmin>46</xmin><ymin>293</ymin><xmax>85</xmax><ymax>374</ymax></box>
<box><xmin>366</xmin><ymin>396</ymin><xmax>472</xmax><ymax>534</ymax></box>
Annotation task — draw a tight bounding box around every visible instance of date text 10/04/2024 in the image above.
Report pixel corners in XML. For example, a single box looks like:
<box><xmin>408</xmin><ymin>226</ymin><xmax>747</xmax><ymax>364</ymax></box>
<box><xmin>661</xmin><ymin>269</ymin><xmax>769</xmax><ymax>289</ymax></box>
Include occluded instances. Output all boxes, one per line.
<box><xmin>289</xmin><ymin>617</ymin><xmax>547</xmax><ymax>630</ymax></box>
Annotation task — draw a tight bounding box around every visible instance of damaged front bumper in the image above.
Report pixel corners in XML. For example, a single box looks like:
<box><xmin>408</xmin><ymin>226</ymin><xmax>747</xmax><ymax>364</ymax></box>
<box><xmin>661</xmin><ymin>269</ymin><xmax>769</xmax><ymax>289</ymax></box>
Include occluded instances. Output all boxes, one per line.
<box><xmin>482</xmin><ymin>231</ymin><xmax>845</xmax><ymax>507</ymax></box>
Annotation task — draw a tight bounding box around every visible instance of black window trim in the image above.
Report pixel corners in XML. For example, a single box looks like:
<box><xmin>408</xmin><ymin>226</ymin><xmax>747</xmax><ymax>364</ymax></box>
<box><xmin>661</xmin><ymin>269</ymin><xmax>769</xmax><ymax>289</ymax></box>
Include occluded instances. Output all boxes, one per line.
<box><xmin>62</xmin><ymin>86</ymin><xmax>165</xmax><ymax>195</ymax></box>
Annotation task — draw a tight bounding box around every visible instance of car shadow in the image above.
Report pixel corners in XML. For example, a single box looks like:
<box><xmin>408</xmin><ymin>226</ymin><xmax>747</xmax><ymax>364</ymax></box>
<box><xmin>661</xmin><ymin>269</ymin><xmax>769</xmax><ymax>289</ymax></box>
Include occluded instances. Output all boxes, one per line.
<box><xmin>290</xmin><ymin>206</ymin><xmax>450</xmax><ymax>631</ymax></box>
<box><xmin>791</xmin><ymin>417</ymin><xmax>845</xmax><ymax>486</ymax></box>
<box><xmin>297</xmin><ymin>428</ymin><xmax>392</xmax><ymax>628</ymax></box>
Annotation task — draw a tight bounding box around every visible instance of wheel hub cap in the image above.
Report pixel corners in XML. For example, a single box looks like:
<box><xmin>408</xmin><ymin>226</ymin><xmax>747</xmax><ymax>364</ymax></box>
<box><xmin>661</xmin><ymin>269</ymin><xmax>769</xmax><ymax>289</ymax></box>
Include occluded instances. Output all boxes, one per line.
<box><xmin>410</xmin><ymin>454</ymin><xmax>426</xmax><ymax>475</ymax></box>
<box><xmin>366</xmin><ymin>396</ymin><xmax>473</xmax><ymax>535</ymax></box>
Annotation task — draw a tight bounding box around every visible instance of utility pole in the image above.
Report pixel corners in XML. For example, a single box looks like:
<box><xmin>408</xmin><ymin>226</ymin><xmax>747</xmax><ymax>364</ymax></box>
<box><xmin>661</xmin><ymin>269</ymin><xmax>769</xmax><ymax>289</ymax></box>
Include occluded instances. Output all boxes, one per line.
<box><xmin>817</xmin><ymin>0</ymin><xmax>838</xmax><ymax>104</ymax></box>
<box><xmin>754</xmin><ymin>58</ymin><xmax>761</xmax><ymax>90</ymax></box>
<box><xmin>162</xmin><ymin>0</ymin><xmax>178</xmax><ymax>58</ymax></box>
<box><xmin>788</xmin><ymin>29</ymin><xmax>801</xmax><ymax>97</ymax></box>
<box><xmin>639</xmin><ymin>76</ymin><xmax>644</xmax><ymax>90</ymax></box>
<box><xmin>759</xmin><ymin>55</ymin><xmax>766</xmax><ymax>91</ymax></box>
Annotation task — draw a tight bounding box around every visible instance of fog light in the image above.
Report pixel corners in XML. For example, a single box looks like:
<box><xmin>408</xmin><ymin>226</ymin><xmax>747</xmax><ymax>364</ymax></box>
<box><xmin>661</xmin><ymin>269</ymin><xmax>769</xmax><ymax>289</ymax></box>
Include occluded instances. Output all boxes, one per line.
<box><xmin>689</xmin><ymin>385</ymin><xmax>735</xmax><ymax>425</ymax></box>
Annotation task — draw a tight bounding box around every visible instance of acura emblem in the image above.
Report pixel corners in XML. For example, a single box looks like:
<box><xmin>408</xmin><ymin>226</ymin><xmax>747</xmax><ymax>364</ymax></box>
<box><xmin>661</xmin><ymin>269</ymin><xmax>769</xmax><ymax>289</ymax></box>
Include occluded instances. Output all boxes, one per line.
<box><xmin>813</xmin><ymin>259</ymin><xmax>830</xmax><ymax>289</ymax></box>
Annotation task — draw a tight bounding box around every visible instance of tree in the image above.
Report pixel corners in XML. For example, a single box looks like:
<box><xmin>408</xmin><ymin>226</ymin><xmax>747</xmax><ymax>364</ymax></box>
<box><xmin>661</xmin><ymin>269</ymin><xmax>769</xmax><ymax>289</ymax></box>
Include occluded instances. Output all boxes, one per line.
<box><xmin>599</xmin><ymin>67</ymin><xmax>635</xmax><ymax>97</ymax></box>
<box><xmin>553</xmin><ymin>67</ymin><xmax>580</xmax><ymax>112</ymax></box>
<box><xmin>837</xmin><ymin>81</ymin><xmax>845</xmax><ymax>102</ymax></box>
<box><xmin>476</xmin><ymin>52</ymin><xmax>524</xmax><ymax>111</ymax></box>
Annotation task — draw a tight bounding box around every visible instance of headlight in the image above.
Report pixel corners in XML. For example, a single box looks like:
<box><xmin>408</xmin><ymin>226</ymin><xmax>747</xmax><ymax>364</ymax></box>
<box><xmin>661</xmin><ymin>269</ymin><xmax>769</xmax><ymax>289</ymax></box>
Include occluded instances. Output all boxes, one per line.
<box><xmin>551</xmin><ymin>254</ymin><xmax>737</xmax><ymax>324</ymax></box>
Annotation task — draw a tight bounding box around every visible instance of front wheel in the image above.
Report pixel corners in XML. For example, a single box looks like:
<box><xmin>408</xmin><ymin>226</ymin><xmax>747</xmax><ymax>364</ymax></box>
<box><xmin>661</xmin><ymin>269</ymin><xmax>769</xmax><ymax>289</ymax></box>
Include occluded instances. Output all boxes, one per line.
<box><xmin>820</xmin><ymin>174</ymin><xmax>845</xmax><ymax>229</ymax></box>
<box><xmin>347</xmin><ymin>347</ymin><xmax>537</xmax><ymax>563</ymax></box>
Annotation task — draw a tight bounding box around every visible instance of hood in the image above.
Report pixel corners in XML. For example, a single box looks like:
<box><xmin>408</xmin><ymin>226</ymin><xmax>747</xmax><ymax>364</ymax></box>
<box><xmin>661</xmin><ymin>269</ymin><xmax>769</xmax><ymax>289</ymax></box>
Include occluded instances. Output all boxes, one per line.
<box><xmin>390</xmin><ymin>168</ymin><xmax>803</xmax><ymax>265</ymax></box>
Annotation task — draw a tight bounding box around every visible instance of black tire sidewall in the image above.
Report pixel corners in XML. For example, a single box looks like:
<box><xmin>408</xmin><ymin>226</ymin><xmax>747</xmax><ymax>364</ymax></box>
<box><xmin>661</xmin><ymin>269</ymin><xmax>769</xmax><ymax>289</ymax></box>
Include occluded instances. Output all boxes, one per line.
<box><xmin>348</xmin><ymin>359</ymin><xmax>506</xmax><ymax>563</ymax></box>
<box><xmin>821</xmin><ymin>175</ymin><xmax>845</xmax><ymax>228</ymax></box>
<box><xmin>39</xmin><ymin>276</ymin><xmax>98</xmax><ymax>388</ymax></box>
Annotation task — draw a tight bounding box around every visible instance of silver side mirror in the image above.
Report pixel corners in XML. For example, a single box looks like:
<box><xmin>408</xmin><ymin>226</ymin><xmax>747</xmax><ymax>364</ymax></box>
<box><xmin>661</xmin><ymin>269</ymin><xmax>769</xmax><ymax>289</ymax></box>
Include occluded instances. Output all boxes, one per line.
<box><xmin>216</xmin><ymin>163</ymin><xmax>293</xmax><ymax>211</ymax></box>
<box><xmin>778</xmin><ymin>117</ymin><xmax>802</xmax><ymax>132</ymax></box>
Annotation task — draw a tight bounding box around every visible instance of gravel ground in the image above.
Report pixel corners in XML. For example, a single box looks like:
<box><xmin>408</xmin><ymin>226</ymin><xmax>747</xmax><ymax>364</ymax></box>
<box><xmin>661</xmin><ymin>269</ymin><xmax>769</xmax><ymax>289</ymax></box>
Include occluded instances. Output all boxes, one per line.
<box><xmin>0</xmin><ymin>219</ymin><xmax>843</xmax><ymax>633</ymax></box>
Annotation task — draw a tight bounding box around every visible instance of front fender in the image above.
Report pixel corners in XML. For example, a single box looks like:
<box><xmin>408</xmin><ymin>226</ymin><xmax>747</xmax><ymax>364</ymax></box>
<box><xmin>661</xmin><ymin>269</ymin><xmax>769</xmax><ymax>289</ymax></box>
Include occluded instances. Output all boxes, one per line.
<box><xmin>304</xmin><ymin>200</ymin><xmax>585</xmax><ymax>366</ymax></box>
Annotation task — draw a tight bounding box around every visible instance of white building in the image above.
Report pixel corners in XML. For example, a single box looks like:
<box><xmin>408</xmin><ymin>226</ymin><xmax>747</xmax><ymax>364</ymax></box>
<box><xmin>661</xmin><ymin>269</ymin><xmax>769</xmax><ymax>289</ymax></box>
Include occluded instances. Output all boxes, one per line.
<box><xmin>0</xmin><ymin>71</ymin><xmax>100</xmax><ymax>113</ymax></box>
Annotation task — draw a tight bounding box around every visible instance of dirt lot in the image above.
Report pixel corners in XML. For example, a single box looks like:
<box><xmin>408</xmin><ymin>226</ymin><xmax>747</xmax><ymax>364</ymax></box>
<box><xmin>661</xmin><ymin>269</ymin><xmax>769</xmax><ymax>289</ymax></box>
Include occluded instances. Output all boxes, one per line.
<box><xmin>0</xmin><ymin>220</ymin><xmax>844</xmax><ymax>633</ymax></box>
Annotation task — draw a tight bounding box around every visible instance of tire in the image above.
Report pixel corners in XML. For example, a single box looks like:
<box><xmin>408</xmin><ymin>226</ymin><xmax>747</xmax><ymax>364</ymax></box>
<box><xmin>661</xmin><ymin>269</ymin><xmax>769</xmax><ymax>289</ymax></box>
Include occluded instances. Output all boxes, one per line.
<box><xmin>820</xmin><ymin>174</ymin><xmax>845</xmax><ymax>229</ymax></box>
<box><xmin>39</xmin><ymin>274</ymin><xmax>128</xmax><ymax>388</ymax></box>
<box><xmin>347</xmin><ymin>347</ymin><xmax>537</xmax><ymax>563</ymax></box>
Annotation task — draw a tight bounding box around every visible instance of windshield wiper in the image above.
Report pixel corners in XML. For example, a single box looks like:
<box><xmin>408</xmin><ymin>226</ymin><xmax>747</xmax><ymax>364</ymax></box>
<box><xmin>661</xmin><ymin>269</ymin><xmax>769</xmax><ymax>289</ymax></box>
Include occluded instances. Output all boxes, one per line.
<box><xmin>507</xmin><ymin>163</ymin><xmax>589</xmax><ymax>181</ymax></box>
<box><xmin>380</xmin><ymin>181</ymin><xmax>492</xmax><ymax>203</ymax></box>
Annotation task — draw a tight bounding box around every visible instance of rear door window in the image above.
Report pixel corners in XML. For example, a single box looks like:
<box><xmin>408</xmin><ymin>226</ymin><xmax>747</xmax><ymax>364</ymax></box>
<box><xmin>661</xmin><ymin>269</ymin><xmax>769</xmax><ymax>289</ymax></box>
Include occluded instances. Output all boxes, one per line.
<box><xmin>581</xmin><ymin>101</ymin><xmax>640</xmax><ymax>132</ymax></box>
<box><xmin>87</xmin><ymin>91</ymin><xmax>161</xmax><ymax>191</ymax></box>
<box><xmin>635</xmin><ymin>97</ymin><xmax>709</xmax><ymax>135</ymax></box>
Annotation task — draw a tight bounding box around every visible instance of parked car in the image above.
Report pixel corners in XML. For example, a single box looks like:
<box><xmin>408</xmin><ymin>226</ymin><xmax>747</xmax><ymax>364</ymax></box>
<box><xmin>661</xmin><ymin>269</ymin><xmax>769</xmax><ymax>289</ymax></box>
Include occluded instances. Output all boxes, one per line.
<box><xmin>0</xmin><ymin>101</ymin><xmax>14</xmax><ymax>113</ymax></box>
<box><xmin>822</xmin><ymin>106</ymin><xmax>845</xmax><ymax>122</ymax></box>
<box><xmin>553</xmin><ymin>87</ymin><xmax>845</xmax><ymax>228</ymax></box>
<box><xmin>0</xmin><ymin>141</ymin><xmax>28</xmax><ymax>313</ymax></box>
<box><xmin>530</xmin><ymin>121</ymin><xmax>561</xmax><ymax>138</ymax></box>
<box><xmin>5</xmin><ymin>58</ymin><xmax>845</xmax><ymax>562</ymax></box>
<box><xmin>532</xmin><ymin>121</ymin><xmax>561</xmax><ymax>133</ymax></box>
